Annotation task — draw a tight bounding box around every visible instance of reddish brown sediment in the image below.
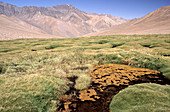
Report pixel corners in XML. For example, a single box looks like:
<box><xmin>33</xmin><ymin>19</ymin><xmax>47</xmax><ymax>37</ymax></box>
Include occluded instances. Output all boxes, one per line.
<box><xmin>58</xmin><ymin>64</ymin><xmax>170</xmax><ymax>112</ymax></box>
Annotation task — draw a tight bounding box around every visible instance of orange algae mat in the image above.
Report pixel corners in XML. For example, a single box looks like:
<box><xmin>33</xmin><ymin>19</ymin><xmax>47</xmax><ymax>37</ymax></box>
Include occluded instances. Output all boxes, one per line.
<box><xmin>79</xmin><ymin>64</ymin><xmax>161</xmax><ymax>101</ymax></box>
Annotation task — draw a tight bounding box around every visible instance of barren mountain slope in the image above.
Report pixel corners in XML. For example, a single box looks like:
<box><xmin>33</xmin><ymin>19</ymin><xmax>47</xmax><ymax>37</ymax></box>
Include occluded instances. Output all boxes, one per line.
<box><xmin>87</xmin><ymin>13</ymin><xmax>127</xmax><ymax>31</ymax></box>
<box><xmin>85</xmin><ymin>6</ymin><xmax>170</xmax><ymax>36</ymax></box>
<box><xmin>0</xmin><ymin>2</ymin><xmax>127</xmax><ymax>38</ymax></box>
<box><xmin>0</xmin><ymin>15</ymin><xmax>57</xmax><ymax>39</ymax></box>
<box><xmin>25</xmin><ymin>11</ymin><xmax>95</xmax><ymax>37</ymax></box>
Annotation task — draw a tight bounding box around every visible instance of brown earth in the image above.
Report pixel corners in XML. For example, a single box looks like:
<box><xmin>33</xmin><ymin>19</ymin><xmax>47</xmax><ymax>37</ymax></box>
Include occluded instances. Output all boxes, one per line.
<box><xmin>58</xmin><ymin>64</ymin><xmax>170</xmax><ymax>112</ymax></box>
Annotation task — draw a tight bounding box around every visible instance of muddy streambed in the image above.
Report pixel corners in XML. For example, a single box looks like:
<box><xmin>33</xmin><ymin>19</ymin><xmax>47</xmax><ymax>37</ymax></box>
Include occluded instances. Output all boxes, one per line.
<box><xmin>57</xmin><ymin>64</ymin><xmax>170</xmax><ymax>112</ymax></box>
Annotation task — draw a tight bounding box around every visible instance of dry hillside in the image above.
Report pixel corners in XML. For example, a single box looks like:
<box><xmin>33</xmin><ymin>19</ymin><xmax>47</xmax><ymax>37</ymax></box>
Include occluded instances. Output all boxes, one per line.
<box><xmin>85</xmin><ymin>6</ymin><xmax>170</xmax><ymax>37</ymax></box>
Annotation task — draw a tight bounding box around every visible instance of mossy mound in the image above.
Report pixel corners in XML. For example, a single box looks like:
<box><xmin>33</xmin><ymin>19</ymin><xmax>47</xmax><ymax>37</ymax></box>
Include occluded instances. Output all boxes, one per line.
<box><xmin>110</xmin><ymin>83</ymin><xmax>170</xmax><ymax>112</ymax></box>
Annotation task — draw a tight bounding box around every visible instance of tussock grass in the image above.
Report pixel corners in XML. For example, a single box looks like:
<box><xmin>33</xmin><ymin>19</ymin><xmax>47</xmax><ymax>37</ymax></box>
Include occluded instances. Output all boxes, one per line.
<box><xmin>75</xmin><ymin>74</ymin><xmax>91</xmax><ymax>90</ymax></box>
<box><xmin>13</xmin><ymin>42</ymin><xmax>23</xmax><ymax>44</ymax></box>
<box><xmin>0</xmin><ymin>52</ymin><xmax>95</xmax><ymax>111</ymax></box>
<box><xmin>45</xmin><ymin>45</ymin><xmax>71</xmax><ymax>50</ymax></box>
<box><xmin>88</xmin><ymin>47</ymin><xmax>102</xmax><ymax>50</ymax></box>
<box><xmin>111</xmin><ymin>42</ymin><xmax>125</xmax><ymax>48</ymax></box>
<box><xmin>32</xmin><ymin>43</ymin><xmax>43</xmax><ymax>46</ymax></box>
<box><xmin>81</xmin><ymin>40</ymin><xmax>109</xmax><ymax>46</ymax></box>
<box><xmin>0</xmin><ymin>48</ymin><xmax>19</xmax><ymax>53</ymax></box>
<box><xmin>82</xmin><ymin>41</ymin><xmax>98</xmax><ymax>45</ymax></box>
<box><xmin>0</xmin><ymin>73</ymin><xmax>69</xmax><ymax>112</ymax></box>
<box><xmin>98</xmin><ymin>40</ymin><xmax>109</xmax><ymax>44</ymax></box>
<box><xmin>140</xmin><ymin>43</ymin><xmax>159</xmax><ymax>48</ymax></box>
<box><xmin>0</xmin><ymin>64</ymin><xmax>6</xmax><ymax>74</ymax></box>
<box><xmin>165</xmin><ymin>39</ymin><xmax>170</xmax><ymax>43</ymax></box>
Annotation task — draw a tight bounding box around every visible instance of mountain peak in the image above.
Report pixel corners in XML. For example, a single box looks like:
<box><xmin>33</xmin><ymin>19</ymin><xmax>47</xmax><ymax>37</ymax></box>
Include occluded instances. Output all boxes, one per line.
<box><xmin>66</xmin><ymin>4</ymin><xmax>73</xmax><ymax>7</ymax></box>
<box><xmin>0</xmin><ymin>1</ymin><xmax>16</xmax><ymax>7</ymax></box>
<box><xmin>52</xmin><ymin>4</ymin><xmax>75</xmax><ymax>9</ymax></box>
<box><xmin>160</xmin><ymin>6</ymin><xmax>170</xmax><ymax>9</ymax></box>
<box><xmin>0</xmin><ymin>1</ymin><xmax>5</xmax><ymax>5</ymax></box>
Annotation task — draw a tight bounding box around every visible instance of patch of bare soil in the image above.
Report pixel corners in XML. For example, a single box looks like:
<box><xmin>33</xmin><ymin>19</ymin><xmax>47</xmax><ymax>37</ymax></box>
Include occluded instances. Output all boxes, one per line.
<box><xmin>57</xmin><ymin>64</ymin><xmax>170</xmax><ymax>112</ymax></box>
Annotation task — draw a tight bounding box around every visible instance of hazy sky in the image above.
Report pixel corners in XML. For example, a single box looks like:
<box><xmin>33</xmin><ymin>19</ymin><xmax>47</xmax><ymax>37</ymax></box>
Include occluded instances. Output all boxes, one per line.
<box><xmin>0</xmin><ymin>0</ymin><xmax>170</xmax><ymax>19</ymax></box>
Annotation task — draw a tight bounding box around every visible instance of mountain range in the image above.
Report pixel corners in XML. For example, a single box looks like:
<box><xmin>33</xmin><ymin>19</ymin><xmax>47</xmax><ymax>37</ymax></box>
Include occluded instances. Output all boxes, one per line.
<box><xmin>0</xmin><ymin>1</ymin><xmax>169</xmax><ymax>39</ymax></box>
<box><xmin>0</xmin><ymin>2</ymin><xmax>126</xmax><ymax>39</ymax></box>
<box><xmin>86</xmin><ymin>6</ymin><xmax>170</xmax><ymax>37</ymax></box>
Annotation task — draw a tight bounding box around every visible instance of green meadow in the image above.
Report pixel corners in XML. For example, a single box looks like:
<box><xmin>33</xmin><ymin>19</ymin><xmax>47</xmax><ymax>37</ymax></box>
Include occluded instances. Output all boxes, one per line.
<box><xmin>0</xmin><ymin>34</ymin><xmax>170</xmax><ymax>111</ymax></box>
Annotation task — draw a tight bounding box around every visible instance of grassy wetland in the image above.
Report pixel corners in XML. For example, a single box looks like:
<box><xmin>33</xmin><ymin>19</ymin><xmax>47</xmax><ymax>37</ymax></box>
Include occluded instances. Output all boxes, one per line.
<box><xmin>0</xmin><ymin>34</ymin><xmax>170</xmax><ymax>112</ymax></box>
